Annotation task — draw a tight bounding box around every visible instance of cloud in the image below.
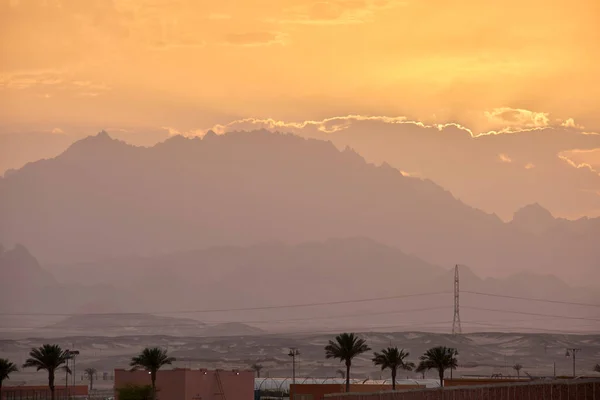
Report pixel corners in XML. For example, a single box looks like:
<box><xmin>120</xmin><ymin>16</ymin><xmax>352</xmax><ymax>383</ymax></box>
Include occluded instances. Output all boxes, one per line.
<box><xmin>484</xmin><ymin>107</ymin><xmax>550</xmax><ymax>132</ymax></box>
<box><xmin>195</xmin><ymin>114</ymin><xmax>600</xmax><ymax>219</ymax></box>
<box><xmin>276</xmin><ymin>0</ymin><xmax>405</xmax><ymax>25</ymax></box>
<box><xmin>0</xmin><ymin>71</ymin><xmax>110</xmax><ymax>97</ymax></box>
<box><xmin>558</xmin><ymin>148</ymin><xmax>600</xmax><ymax>172</ymax></box>
<box><xmin>561</xmin><ymin>118</ymin><xmax>585</xmax><ymax>129</ymax></box>
<box><xmin>223</xmin><ymin>32</ymin><xmax>288</xmax><ymax>47</ymax></box>
<box><xmin>206</xmin><ymin>115</ymin><xmax>473</xmax><ymax>136</ymax></box>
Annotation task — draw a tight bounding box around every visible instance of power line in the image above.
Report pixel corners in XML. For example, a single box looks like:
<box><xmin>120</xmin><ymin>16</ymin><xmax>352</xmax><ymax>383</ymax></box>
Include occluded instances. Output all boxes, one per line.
<box><xmin>463</xmin><ymin>291</ymin><xmax>600</xmax><ymax>308</ymax></box>
<box><xmin>461</xmin><ymin>321</ymin><xmax>600</xmax><ymax>334</ymax></box>
<box><xmin>0</xmin><ymin>291</ymin><xmax>451</xmax><ymax>317</ymax></box>
<box><xmin>462</xmin><ymin>306</ymin><xmax>600</xmax><ymax>322</ymax></box>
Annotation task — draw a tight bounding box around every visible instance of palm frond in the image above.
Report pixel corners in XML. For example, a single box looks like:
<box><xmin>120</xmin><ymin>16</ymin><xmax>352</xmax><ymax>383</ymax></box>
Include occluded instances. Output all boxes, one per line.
<box><xmin>324</xmin><ymin>333</ymin><xmax>371</xmax><ymax>362</ymax></box>
<box><xmin>22</xmin><ymin>344</ymin><xmax>69</xmax><ymax>372</ymax></box>
<box><xmin>419</xmin><ymin>346</ymin><xmax>459</xmax><ymax>371</ymax></box>
<box><xmin>129</xmin><ymin>348</ymin><xmax>176</xmax><ymax>373</ymax></box>
<box><xmin>0</xmin><ymin>359</ymin><xmax>19</xmax><ymax>381</ymax></box>
<box><xmin>372</xmin><ymin>347</ymin><xmax>413</xmax><ymax>372</ymax></box>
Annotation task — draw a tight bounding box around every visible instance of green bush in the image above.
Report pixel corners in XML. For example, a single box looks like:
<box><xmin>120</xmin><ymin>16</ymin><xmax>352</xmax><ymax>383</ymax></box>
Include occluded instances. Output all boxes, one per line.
<box><xmin>117</xmin><ymin>384</ymin><xmax>155</xmax><ymax>400</ymax></box>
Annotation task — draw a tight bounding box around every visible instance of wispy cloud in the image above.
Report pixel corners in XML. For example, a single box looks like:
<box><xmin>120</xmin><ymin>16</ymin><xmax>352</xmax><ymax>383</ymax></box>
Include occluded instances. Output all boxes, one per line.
<box><xmin>484</xmin><ymin>107</ymin><xmax>550</xmax><ymax>131</ymax></box>
<box><xmin>0</xmin><ymin>71</ymin><xmax>110</xmax><ymax>97</ymax></box>
<box><xmin>274</xmin><ymin>0</ymin><xmax>405</xmax><ymax>25</ymax></box>
<box><xmin>223</xmin><ymin>32</ymin><xmax>288</xmax><ymax>47</ymax></box>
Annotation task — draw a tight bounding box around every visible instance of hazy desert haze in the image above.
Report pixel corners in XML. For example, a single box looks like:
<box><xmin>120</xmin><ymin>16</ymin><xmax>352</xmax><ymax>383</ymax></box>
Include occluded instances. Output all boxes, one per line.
<box><xmin>1</xmin><ymin>239</ymin><xmax>598</xmax><ymax>335</ymax></box>
<box><xmin>1</xmin><ymin>0</ymin><xmax>600</xmax><ymax>339</ymax></box>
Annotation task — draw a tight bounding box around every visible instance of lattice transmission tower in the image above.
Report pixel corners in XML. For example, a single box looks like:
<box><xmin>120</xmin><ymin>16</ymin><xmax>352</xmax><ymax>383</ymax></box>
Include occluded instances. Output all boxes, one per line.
<box><xmin>452</xmin><ymin>264</ymin><xmax>462</xmax><ymax>335</ymax></box>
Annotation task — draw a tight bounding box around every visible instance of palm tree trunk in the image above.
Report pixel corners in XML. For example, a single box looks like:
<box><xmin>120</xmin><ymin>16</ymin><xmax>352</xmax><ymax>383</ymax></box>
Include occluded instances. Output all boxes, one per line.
<box><xmin>151</xmin><ymin>371</ymin><xmax>157</xmax><ymax>400</ymax></box>
<box><xmin>49</xmin><ymin>370</ymin><xmax>56</xmax><ymax>400</ymax></box>
<box><xmin>90</xmin><ymin>375</ymin><xmax>94</xmax><ymax>391</ymax></box>
<box><xmin>391</xmin><ymin>368</ymin><xmax>396</xmax><ymax>390</ymax></box>
<box><xmin>1</xmin><ymin>379</ymin><xmax>3</xmax><ymax>400</ymax></box>
<box><xmin>438</xmin><ymin>369</ymin><xmax>444</xmax><ymax>388</ymax></box>
<box><xmin>345</xmin><ymin>361</ymin><xmax>351</xmax><ymax>392</ymax></box>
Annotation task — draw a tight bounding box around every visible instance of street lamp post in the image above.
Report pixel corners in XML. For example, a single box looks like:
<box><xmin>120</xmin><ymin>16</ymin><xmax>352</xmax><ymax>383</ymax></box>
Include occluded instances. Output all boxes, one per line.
<box><xmin>65</xmin><ymin>349</ymin><xmax>70</xmax><ymax>393</ymax></box>
<box><xmin>65</xmin><ymin>349</ymin><xmax>80</xmax><ymax>397</ymax></box>
<box><xmin>288</xmin><ymin>348</ymin><xmax>300</xmax><ymax>385</ymax></box>
<box><xmin>565</xmin><ymin>348</ymin><xmax>581</xmax><ymax>378</ymax></box>
<box><xmin>70</xmin><ymin>351</ymin><xmax>80</xmax><ymax>386</ymax></box>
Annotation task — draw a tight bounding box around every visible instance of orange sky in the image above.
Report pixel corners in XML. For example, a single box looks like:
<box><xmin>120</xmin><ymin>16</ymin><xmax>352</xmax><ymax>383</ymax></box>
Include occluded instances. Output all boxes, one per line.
<box><xmin>1</xmin><ymin>0</ymin><xmax>600</xmax><ymax>218</ymax></box>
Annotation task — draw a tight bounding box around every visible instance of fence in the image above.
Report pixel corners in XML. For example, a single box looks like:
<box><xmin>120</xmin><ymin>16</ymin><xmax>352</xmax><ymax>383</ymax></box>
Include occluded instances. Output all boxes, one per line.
<box><xmin>1</xmin><ymin>387</ymin><xmax>89</xmax><ymax>400</ymax></box>
<box><xmin>324</xmin><ymin>379</ymin><xmax>600</xmax><ymax>400</ymax></box>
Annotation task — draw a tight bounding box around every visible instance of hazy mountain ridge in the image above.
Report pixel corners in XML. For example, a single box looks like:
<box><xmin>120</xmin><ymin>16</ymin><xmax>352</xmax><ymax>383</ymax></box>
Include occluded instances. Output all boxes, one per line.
<box><xmin>0</xmin><ymin>131</ymin><xmax>598</xmax><ymax>285</ymax></box>
<box><xmin>1</xmin><ymin>241</ymin><xmax>598</xmax><ymax>336</ymax></box>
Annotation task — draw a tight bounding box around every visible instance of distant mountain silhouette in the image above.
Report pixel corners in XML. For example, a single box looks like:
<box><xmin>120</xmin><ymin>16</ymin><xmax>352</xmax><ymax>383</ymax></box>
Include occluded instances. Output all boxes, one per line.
<box><xmin>0</xmin><ymin>243</ymin><xmax>56</xmax><ymax>287</ymax></box>
<box><xmin>0</xmin><ymin>243</ymin><xmax>140</xmax><ymax>316</ymax></box>
<box><xmin>1</xmin><ymin>240</ymin><xmax>597</xmax><ymax>335</ymax></box>
<box><xmin>0</xmin><ymin>131</ymin><xmax>598</xmax><ymax>284</ymax></box>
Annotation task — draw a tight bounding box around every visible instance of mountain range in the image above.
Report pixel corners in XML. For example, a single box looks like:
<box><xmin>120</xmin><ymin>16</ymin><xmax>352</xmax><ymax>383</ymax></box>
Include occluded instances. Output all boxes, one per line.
<box><xmin>1</xmin><ymin>130</ymin><xmax>599</xmax><ymax>286</ymax></box>
<box><xmin>1</xmin><ymin>239</ymin><xmax>598</xmax><ymax>335</ymax></box>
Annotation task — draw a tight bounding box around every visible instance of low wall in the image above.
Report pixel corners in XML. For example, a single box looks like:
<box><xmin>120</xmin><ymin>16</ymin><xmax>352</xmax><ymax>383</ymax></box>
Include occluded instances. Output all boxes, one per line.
<box><xmin>291</xmin><ymin>384</ymin><xmax>424</xmax><ymax>400</ymax></box>
<box><xmin>324</xmin><ymin>379</ymin><xmax>600</xmax><ymax>400</ymax></box>
<box><xmin>1</xmin><ymin>385</ymin><xmax>89</xmax><ymax>400</ymax></box>
<box><xmin>444</xmin><ymin>378</ymin><xmax>527</xmax><ymax>387</ymax></box>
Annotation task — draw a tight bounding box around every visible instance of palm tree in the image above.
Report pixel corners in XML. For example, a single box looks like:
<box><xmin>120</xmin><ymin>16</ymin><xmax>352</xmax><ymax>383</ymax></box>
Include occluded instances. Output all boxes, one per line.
<box><xmin>22</xmin><ymin>344</ymin><xmax>70</xmax><ymax>400</ymax></box>
<box><xmin>416</xmin><ymin>361</ymin><xmax>427</xmax><ymax>379</ymax></box>
<box><xmin>250</xmin><ymin>363</ymin><xmax>263</xmax><ymax>378</ymax></box>
<box><xmin>84</xmin><ymin>368</ymin><xmax>97</xmax><ymax>391</ymax></box>
<box><xmin>0</xmin><ymin>358</ymin><xmax>19</xmax><ymax>398</ymax></box>
<box><xmin>372</xmin><ymin>347</ymin><xmax>414</xmax><ymax>390</ymax></box>
<box><xmin>129</xmin><ymin>347</ymin><xmax>175</xmax><ymax>400</ymax></box>
<box><xmin>513</xmin><ymin>363</ymin><xmax>523</xmax><ymax>378</ymax></box>
<box><xmin>418</xmin><ymin>346</ymin><xmax>458</xmax><ymax>387</ymax></box>
<box><xmin>593</xmin><ymin>364</ymin><xmax>600</xmax><ymax>373</ymax></box>
<box><xmin>325</xmin><ymin>333</ymin><xmax>370</xmax><ymax>392</ymax></box>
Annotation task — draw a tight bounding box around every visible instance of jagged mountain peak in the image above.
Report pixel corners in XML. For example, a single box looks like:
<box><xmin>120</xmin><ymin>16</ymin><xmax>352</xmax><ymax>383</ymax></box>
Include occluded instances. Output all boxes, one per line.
<box><xmin>511</xmin><ymin>203</ymin><xmax>557</xmax><ymax>234</ymax></box>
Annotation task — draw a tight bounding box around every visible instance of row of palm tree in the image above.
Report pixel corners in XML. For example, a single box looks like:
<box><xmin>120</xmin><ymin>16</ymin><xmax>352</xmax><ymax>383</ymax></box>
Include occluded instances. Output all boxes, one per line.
<box><xmin>0</xmin><ymin>345</ymin><xmax>174</xmax><ymax>400</ymax></box>
<box><xmin>2</xmin><ymin>342</ymin><xmax>598</xmax><ymax>399</ymax></box>
<box><xmin>325</xmin><ymin>332</ymin><xmax>458</xmax><ymax>391</ymax></box>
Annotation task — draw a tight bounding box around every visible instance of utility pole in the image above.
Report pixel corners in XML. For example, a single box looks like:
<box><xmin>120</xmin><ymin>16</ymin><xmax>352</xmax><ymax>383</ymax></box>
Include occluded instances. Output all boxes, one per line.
<box><xmin>65</xmin><ymin>349</ymin><xmax>70</xmax><ymax>393</ymax></box>
<box><xmin>565</xmin><ymin>348</ymin><xmax>581</xmax><ymax>378</ymax></box>
<box><xmin>452</xmin><ymin>265</ymin><xmax>462</xmax><ymax>335</ymax></box>
<box><xmin>65</xmin><ymin>349</ymin><xmax>79</xmax><ymax>395</ymax></box>
<box><xmin>288</xmin><ymin>348</ymin><xmax>300</xmax><ymax>385</ymax></box>
<box><xmin>70</xmin><ymin>350</ymin><xmax>80</xmax><ymax>386</ymax></box>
